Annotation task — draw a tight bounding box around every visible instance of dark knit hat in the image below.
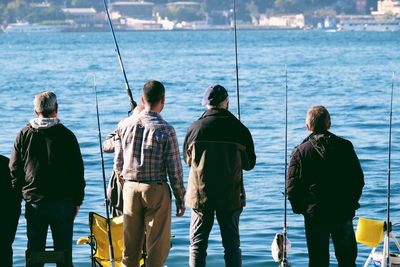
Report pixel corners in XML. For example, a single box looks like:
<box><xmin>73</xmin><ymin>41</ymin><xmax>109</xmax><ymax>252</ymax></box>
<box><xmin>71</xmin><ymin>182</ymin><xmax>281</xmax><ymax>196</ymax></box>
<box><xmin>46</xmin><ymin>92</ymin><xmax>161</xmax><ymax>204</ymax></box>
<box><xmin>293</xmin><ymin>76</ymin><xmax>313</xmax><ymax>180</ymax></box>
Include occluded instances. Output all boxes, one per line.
<box><xmin>202</xmin><ymin>84</ymin><xmax>228</xmax><ymax>106</ymax></box>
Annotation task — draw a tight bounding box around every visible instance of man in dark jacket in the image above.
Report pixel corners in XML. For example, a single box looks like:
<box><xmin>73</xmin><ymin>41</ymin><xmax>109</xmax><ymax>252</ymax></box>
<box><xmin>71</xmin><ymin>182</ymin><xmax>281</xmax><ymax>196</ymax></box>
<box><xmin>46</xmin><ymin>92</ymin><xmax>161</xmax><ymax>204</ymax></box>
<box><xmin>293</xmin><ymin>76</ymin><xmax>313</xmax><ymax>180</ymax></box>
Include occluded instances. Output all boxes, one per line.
<box><xmin>184</xmin><ymin>85</ymin><xmax>256</xmax><ymax>267</ymax></box>
<box><xmin>9</xmin><ymin>91</ymin><xmax>85</xmax><ymax>267</ymax></box>
<box><xmin>287</xmin><ymin>105</ymin><xmax>364</xmax><ymax>267</ymax></box>
<box><xmin>0</xmin><ymin>154</ymin><xmax>21</xmax><ymax>267</ymax></box>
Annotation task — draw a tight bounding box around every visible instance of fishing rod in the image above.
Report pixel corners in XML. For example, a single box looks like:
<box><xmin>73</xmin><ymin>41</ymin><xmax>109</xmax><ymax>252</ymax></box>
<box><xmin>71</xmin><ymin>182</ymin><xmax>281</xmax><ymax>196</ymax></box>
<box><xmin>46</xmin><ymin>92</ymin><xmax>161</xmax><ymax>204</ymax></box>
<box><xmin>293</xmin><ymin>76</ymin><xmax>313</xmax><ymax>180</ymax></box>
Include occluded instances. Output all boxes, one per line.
<box><xmin>232</xmin><ymin>0</ymin><xmax>241</xmax><ymax>120</ymax></box>
<box><xmin>102</xmin><ymin>0</ymin><xmax>137</xmax><ymax>112</ymax></box>
<box><xmin>281</xmin><ymin>65</ymin><xmax>290</xmax><ymax>267</ymax></box>
<box><xmin>383</xmin><ymin>72</ymin><xmax>395</xmax><ymax>267</ymax></box>
<box><xmin>94</xmin><ymin>74</ymin><xmax>115</xmax><ymax>267</ymax></box>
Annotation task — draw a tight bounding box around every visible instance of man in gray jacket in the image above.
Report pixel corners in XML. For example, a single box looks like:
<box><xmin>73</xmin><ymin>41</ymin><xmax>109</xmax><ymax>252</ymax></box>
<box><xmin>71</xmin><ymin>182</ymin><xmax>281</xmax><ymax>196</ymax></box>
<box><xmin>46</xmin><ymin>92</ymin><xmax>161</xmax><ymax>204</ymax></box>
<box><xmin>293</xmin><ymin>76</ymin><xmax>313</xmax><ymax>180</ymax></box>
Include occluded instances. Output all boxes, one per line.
<box><xmin>184</xmin><ymin>85</ymin><xmax>256</xmax><ymax>267</ymax></box>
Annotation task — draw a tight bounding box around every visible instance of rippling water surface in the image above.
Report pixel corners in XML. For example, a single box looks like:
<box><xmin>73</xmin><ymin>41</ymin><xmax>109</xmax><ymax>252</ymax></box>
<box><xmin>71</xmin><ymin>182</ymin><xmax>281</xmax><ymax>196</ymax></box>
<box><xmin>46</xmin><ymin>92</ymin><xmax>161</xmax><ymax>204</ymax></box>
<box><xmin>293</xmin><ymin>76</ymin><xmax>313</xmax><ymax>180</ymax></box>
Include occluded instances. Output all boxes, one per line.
<box><xmin>1</xmin><ymin>30</ymin><xmax>400</xmax><ymax>266</ymax></box>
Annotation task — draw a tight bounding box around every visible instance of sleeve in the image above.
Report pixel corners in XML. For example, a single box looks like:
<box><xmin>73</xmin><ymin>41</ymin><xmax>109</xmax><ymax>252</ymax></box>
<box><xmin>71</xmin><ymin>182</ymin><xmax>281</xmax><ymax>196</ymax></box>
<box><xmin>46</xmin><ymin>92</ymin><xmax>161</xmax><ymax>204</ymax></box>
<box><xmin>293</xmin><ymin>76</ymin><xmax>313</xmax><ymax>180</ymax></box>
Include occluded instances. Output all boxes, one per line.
<box><xmin>9</xmin><ymin>130</ymin><xmax>25</xmax><ymax>192</ymax></box>
<box><xmin>0</xmin><ymin>155</ymin><xmax>19</xmax><ymax>203</ymax></box>
<box><xmin>113</xmin><ymin>128</ymin><xmax>124</xmax><ymax>176</ymax></box>
<box><xmin>348</xmin><ymin>142</ymin><xmax>364</xmax><ymax>207</ymax></box>
<box><xmin>165</xmin><ymin>127</ymin><xmax>186</xmax><ymax>209</ymax></box>
<box><xmin>242</xmin><ymin>126</ymin><xmax>256</xmax><ymax>171</ymax></box>
<box><xmin>183</xmin><ymin>127</ymin><xmax>193</xmax><ymax>166</ymax></box>
<box><xmin>69</xmin><ymin>133</ymin><xmax>85</xmax><ymax>206</ymax></box>
<box><xmin>102</xmin><ymin>130</ymin><xmax>116</xmax><ymax>153</ymax></box>
<box><xmin>286</xmin><ymin>148</ymin><xmax>306</xmax><ymax>214</ymax></box>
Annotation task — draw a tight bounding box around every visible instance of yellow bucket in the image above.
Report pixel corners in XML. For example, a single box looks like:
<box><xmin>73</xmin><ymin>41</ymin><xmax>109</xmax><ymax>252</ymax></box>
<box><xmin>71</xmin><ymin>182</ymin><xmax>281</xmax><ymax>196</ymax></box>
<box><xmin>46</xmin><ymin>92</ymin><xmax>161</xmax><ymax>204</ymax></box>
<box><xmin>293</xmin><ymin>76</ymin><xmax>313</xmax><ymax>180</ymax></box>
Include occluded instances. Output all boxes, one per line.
<box><xmin>356</xmin><ymin>217</ymin><xmax>384</xmax><ymax>247</ymax></box>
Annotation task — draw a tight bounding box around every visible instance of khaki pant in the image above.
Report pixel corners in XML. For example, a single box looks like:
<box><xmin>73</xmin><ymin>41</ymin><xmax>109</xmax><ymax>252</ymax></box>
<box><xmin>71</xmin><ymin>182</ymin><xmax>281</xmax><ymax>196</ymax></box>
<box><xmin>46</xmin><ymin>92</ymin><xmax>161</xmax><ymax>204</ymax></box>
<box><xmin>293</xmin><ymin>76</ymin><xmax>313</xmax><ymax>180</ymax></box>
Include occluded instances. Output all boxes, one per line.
<box><xmin>122</xmin><ymin>181</ymin><xmax>171</xmax><ymax>267</ymax></box>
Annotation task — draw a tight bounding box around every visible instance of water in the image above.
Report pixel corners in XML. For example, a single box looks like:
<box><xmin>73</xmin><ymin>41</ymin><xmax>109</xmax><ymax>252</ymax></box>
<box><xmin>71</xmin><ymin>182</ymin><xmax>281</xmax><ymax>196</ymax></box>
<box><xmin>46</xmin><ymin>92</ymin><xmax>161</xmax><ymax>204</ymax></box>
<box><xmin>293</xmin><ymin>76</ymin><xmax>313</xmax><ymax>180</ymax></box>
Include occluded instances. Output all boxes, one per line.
<box><xmin>1</xmin><ymin>30</ymin><xmax>400</xmax><ymax>266</ymax></box>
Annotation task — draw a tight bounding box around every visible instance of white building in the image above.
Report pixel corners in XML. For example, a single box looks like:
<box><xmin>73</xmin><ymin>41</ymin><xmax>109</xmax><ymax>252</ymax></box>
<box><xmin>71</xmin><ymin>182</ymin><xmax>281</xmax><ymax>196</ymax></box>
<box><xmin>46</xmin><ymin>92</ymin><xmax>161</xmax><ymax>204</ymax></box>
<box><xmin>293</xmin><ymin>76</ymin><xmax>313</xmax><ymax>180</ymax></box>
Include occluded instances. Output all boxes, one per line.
<box><xmin>166</xmin><ymin>1</ymin><xmax>201</xmax><ymax>9</ymax></box>
<box><xmin>259</xmin><ymin>14</ymin><xmax>305</xmax><ymax>29</ymax></box>
<box><xmin>62</xmin><ymin>8</ymin><xmax>97</xmax><ymax>24</ymax></box>
<box><xmin>372</xmin><ymin>0</ymin><xmax>400</xmax><ymax>16</ymax></box>
<box><xmin>111</xmin><ymin>2</ymin><xmax>155</xmax><ymax>20</ymax></box>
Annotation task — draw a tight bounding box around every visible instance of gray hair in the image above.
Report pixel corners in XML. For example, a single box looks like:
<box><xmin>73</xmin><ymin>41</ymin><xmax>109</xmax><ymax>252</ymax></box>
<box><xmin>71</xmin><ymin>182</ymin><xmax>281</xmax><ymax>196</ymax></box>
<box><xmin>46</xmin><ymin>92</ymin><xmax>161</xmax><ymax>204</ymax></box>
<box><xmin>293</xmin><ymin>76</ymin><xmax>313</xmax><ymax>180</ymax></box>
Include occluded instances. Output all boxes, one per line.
<box><xmin>34</xmin><ymin>91</ymin><xmax>58</xmax><ymax>117</ymax></box>
<box><xmin>306</xmin><ymin>105</ymin><xmax>331</xmax><ymax>133</ymax></box>
<box><xmin>206</xmin><ymin>96</ymin><xmax>229</xmax><ymax>110</ymax></box>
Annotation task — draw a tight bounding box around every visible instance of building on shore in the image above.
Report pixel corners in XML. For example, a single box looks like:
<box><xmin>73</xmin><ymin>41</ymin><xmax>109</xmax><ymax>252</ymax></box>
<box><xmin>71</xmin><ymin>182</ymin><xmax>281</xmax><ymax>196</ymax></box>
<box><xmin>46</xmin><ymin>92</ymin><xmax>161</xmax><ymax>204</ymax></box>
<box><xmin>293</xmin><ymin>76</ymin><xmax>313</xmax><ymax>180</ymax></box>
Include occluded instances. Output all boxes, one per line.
<box><xmin>259</xmin><ymin>14</ymin><xmax>305</xmax><ymax>29</ymax></box>
<box><xmin>62</xmin><ymin>8</ymin><xmax>98</xmax><ymax>26</ymax></box>
<box><xmin>372</xmin><ymin>0</ymin><xmax>400</xmax><ymax>15</ymax></box>
<box><xmin>165</xmin><ymin>1</ymin><xmax>201</xmax><ymax>9</ymax></box>
<box><xmin>337</xmin><ymin>14</ymin><xmax>400</xmax><ymax>31</ymax></box>
<box><xmin>110</xmin><ymin>1</ymin><xmax>155</xmax><ymax>20</ymax></box>
<box><xmin>336</xmin><ymin>0</ymin><xmax>400</xmax><ymax>31</ymax></box>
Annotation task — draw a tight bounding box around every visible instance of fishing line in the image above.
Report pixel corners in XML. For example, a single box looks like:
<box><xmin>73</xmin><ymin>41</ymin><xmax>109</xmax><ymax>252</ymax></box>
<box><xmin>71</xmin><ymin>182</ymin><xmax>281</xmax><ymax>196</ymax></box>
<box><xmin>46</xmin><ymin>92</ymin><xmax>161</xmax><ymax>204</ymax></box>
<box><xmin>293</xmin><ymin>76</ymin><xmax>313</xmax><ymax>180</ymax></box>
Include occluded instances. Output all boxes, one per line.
<box><xmin>94</xmin><ymin>74</ymin><xmax>115</xmax><ymax>267</ymax></box>
<box><xmin>102</xmin><ymin>0</ymin><xmax>137</xmax><ymax>112</ymax></box>
<box><xmin>282</xmin><ymin>64</ymin><xmax>289</xmax><ymax>267</ymax></box>
<box><xmin>384</xmin><ymin>71</ymin><xmax>395</xmax><ymax>265</ymax></box>
<box><xmin>232</xmin><ymin>0</ymin><xmax>241</xmax><ymax>120</ymax></box>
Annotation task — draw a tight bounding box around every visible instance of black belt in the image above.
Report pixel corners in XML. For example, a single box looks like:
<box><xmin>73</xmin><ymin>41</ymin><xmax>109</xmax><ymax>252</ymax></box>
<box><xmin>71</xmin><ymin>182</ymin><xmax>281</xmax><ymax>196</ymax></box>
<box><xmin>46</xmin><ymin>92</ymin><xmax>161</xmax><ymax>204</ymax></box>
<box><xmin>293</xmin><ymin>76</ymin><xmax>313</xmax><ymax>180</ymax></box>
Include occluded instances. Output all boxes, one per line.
<box><xmin>126</xmin><ymin>179</ymin><xmax>166</xmax><ymax>184</ymax></box>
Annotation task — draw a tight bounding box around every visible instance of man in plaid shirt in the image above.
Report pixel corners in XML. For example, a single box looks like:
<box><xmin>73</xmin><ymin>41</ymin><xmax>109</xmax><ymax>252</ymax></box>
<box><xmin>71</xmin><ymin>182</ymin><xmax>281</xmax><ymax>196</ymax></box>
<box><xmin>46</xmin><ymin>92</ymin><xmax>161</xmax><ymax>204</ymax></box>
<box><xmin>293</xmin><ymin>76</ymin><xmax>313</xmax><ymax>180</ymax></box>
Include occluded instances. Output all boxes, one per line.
<box><xmin>114</xmin><ymin>80</ymin><xmax>186</xmax><ymax>267</ymax></box>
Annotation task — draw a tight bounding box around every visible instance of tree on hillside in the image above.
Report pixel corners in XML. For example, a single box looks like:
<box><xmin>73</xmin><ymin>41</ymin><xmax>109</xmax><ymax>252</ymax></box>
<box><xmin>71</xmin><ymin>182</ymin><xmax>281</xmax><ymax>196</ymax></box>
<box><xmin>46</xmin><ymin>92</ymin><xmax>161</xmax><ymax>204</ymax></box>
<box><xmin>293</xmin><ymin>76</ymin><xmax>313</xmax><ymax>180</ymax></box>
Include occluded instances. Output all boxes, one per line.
<box><xmin>25</xmin><ymin>5</ymin><xmax>65</xmax><ymax>23</ymax></box>
<box><xmin>2</xmin><ymin>0</ymin><xmax>29</xmax><ymax>22</ymax></box>
<box><xmin>274</xmin><ymin>0</ymin><xmax>339</xmax><ymax>13</ymax></box>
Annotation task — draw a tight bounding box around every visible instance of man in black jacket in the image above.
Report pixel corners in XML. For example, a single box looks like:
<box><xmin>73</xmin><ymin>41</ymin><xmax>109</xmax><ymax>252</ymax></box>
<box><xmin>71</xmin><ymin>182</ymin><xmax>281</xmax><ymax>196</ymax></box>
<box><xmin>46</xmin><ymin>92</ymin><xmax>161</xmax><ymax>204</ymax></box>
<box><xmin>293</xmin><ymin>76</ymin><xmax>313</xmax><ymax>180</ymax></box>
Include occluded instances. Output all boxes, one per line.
<box><xmin>0</xmin><ymin>154</ymin><xmax>21</xmax><ymax>267</ymax></box>
<box><xmin>184</xmin><ymin>85</ymin><xmax>256</xmax><ymax>267</ymax></box>
<box><xmin>9</xmin><ymin>91</ymin><xmax>85</xmax><ymax>267</ymax></box>
<box><xmin>287</xmin><ymin>105</ymin><xmax>364</xmax><ymax>267</ymax></box>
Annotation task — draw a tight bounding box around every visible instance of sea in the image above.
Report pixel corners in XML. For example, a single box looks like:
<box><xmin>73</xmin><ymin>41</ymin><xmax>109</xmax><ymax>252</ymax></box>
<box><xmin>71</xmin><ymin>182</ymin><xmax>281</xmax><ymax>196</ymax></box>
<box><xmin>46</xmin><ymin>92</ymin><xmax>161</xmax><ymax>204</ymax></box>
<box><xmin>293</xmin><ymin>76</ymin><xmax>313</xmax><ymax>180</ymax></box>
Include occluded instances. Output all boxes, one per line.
<box><xmin>1</xmin><ymin>29</ymin><xmax>400</xmax><ymax>266</ymax></box>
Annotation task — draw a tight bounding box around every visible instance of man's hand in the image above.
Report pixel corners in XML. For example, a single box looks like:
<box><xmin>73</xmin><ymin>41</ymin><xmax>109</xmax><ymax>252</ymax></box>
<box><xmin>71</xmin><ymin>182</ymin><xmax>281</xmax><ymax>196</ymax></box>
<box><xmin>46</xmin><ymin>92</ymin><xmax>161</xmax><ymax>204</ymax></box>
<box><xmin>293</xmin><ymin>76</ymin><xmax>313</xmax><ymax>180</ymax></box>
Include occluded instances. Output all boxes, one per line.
<box><xmin>117</xmin><ymin>174</ymin><xmax>125</xmax><ymax>189</ymax></box>
<box><xmin>176</xmin><ymin>206</ymin><xmax>185</xmax><ymax>217</ymax></box>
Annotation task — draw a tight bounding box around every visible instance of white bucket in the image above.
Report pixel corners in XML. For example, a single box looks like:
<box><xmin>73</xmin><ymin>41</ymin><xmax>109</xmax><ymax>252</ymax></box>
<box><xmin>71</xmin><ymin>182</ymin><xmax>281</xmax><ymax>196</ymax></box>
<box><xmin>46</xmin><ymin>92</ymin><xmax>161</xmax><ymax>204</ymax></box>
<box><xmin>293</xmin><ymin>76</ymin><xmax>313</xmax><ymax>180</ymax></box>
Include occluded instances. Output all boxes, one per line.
<box><xmin>371</xmin><ymin>253</ymin><xmax>400</xmax><ymax>267</ymax></box>
<box><xmin>390</xmin><ymin>254</ymin><xmax>400</xmax><ymax>267</ymax></box>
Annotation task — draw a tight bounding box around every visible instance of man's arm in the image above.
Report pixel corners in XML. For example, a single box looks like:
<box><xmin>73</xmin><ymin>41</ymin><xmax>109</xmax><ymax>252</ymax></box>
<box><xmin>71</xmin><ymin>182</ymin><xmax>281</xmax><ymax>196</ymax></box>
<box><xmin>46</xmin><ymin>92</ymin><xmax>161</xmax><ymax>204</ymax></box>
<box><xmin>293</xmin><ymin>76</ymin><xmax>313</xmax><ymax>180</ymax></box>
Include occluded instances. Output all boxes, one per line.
<box><xmin>242</xmin><ymin>127</ymin><xmax>256</xmax><ymax>171</ymax></box>
<box><xmin>68</xmin><ymin>132</ymin><xmax>85</xmax><ymax>216</ymax></box>
<box><xmin>113</xmin><ymin>129</ymin><xmax>124</xmax><ymax>177</ymax></box>
<box><xmin>286</xmin><ymin>148</ymin><xmax>306</xmax><ymax>214</ymax></box>
<box><xmin>9</xmin><ymin>131</ymin><xmax>25</xmax><ymax>193</ymax></box>
<box><xmin>102</xmin><ymin>131</ymin><xmax>116</xmax><ymax>153</ymax></box>
<box><xmin>348</xmin><ymin>142</ymin><xmax>365</xmax><ymax>205</ymax></box>
<box><xmin>166</xmin><ymin>127</ymin><xmax>186</xmax><ymax>217</ymax></box>
<box><xmin>183</xmin><ymin>127</ymin><xmax>194</xmax><ymax>167</ymax></box>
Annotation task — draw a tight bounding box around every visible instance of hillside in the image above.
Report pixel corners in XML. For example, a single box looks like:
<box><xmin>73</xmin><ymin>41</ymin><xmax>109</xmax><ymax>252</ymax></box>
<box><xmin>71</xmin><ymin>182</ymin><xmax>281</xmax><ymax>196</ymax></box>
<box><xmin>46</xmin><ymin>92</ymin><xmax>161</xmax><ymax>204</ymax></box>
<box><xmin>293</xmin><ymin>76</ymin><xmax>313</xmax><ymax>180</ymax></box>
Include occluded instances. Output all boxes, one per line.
<box><xmin>0</xmin><ymin>0</ymin><xmax>376</xmax><ymax>24</ymax></box>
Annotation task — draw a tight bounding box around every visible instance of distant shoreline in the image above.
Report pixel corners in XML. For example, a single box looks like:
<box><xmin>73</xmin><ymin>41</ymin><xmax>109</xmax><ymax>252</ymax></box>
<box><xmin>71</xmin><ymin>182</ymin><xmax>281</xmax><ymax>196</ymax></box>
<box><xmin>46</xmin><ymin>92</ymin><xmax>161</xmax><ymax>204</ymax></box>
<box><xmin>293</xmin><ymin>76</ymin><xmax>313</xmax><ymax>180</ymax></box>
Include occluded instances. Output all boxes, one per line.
<box><xmin>1</xmin><ymin>25</ymin><xmax>305</xmax><ymax>34</ymax></box>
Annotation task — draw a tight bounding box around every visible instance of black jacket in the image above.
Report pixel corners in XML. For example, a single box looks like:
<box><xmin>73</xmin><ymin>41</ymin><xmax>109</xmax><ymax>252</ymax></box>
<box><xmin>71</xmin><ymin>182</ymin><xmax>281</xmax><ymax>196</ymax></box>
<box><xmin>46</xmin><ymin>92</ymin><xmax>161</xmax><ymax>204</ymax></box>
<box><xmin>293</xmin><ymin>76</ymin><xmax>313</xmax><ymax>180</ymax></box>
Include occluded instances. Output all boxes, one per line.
<box><xmin>0</xmin><ymin>155</ymin><xmax>21</xmax><ymax>206</ymax></box>
<box><xmin>183</xmin><ymin>108</ymin><xmax>256</xmax><ymax>210</ymax></box>
<box><xmin>287</xmin><ymin>131</ymin><xmax>364</xmax><ymax>223</ymax></box>
<box><xmin>9</xmin><ymin>123</ymin><xmax>85</xmax><ymax>206</ymax></box>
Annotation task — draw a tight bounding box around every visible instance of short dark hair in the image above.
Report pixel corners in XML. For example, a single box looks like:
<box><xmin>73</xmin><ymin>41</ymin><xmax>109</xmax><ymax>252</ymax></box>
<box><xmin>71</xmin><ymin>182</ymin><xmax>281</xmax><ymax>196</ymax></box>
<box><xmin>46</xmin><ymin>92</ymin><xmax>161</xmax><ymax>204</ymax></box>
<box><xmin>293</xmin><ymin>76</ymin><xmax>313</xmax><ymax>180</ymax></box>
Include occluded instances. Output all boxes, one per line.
<box><xmin>142</xmin><ymin>80</ymin><xmax>165</xmax><ymax>106</ymax></box>
<box><xmin>306</xmin><ymin>105</ymin><xmax>331</xmax><ymax>133</ymax></box>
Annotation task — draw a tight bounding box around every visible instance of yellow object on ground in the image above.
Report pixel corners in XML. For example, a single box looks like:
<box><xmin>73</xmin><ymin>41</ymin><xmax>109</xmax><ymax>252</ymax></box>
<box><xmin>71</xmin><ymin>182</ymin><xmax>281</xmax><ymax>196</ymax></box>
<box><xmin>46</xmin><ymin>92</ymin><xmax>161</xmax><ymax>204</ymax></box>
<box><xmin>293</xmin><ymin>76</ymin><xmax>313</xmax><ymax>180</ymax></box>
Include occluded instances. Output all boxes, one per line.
<box><xmin>356</xmin><ymin>217</ymin><xmax>384</xmax><ymax>247</ymax></box>
<box><xmin>77</xmin><ymin>212</ymin><xmax>144</xmax><ymax>267</ymax></box>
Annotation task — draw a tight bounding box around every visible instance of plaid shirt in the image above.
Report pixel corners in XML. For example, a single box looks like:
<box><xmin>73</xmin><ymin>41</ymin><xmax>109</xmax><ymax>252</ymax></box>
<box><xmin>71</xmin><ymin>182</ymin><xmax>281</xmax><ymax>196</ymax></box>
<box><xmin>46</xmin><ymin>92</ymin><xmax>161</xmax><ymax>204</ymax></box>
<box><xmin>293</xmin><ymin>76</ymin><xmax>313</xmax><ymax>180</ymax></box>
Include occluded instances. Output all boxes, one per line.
<box><xmin>114</xmin><ymin>110</ymin><xmax>185</xmax><ymax>207</ymax></box>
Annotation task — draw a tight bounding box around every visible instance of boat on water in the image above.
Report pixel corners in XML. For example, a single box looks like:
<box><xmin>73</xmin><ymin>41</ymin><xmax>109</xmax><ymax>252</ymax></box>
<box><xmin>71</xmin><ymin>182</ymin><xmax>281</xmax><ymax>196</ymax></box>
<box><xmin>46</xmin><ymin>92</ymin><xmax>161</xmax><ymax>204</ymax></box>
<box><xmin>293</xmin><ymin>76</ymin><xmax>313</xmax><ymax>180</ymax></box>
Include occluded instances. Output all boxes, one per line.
<box><xmin>4</xmin><ymin>21</ymin><xmax>69</xmax><ymax>33</ymax></box>
<box><xmin>337</xmin><ymin>15</ymin><xmax>400</xmax><ymax>31</ymax></box>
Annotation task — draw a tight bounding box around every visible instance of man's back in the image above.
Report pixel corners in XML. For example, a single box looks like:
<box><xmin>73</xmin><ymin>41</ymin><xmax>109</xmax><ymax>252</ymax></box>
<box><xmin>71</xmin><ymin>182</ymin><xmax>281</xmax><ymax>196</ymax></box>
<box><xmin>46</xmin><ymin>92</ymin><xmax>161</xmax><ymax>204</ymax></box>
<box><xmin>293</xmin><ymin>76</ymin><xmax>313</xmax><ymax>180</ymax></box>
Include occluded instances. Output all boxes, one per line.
<box><xmin>10</xmin><ymin>122</ymin><xmax>85</xmax><ymax>205</ymax></box>
<box><xmin>184</xmin><ymin>108</ymin><xmax>256</xmax><ymax>210</ymax></box>
<box><xmin>287</xmin><ymin>131</ymin><xmax>364</xmax><ymax>222</ymax></box>
<box><xmin>115</xmin><ymin>109</ymin><xmax>185</xmax><ymax>201</ymax></box>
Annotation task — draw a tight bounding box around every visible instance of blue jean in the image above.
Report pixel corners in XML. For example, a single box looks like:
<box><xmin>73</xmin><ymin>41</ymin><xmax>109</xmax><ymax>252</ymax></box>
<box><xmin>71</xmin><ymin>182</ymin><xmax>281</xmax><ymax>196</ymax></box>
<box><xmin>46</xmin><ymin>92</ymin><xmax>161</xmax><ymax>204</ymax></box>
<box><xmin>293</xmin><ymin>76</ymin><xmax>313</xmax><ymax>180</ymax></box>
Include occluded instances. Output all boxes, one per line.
<box><xmin>25</xmin><ymin>200</ymin><xmax>76</xmax><ymax>267</ymax></box>
<box><xmin>189</xmin><ymin>208</ymin><xmax>242</xmax><ymax>267</ymax></box>
<box><xmin>304</xmin><ymin>217</ymin><xmax>357</xmax><ymax>267</ymax></box>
